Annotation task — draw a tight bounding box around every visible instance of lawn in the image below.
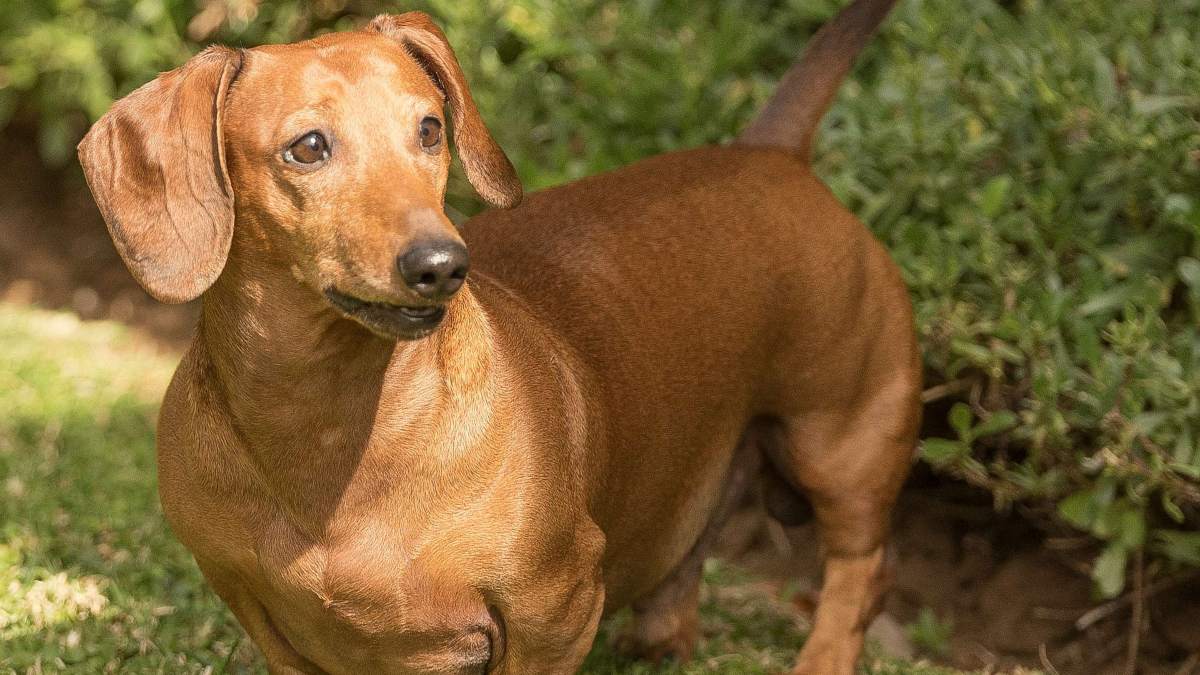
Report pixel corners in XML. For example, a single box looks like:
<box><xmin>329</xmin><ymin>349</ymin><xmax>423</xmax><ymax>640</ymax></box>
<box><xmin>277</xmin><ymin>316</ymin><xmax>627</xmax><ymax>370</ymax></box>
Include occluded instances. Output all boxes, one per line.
<box><xmin>0</xmin><ymin>304</ymin><xmax>1002</xmax><ymax>673</ymax></box>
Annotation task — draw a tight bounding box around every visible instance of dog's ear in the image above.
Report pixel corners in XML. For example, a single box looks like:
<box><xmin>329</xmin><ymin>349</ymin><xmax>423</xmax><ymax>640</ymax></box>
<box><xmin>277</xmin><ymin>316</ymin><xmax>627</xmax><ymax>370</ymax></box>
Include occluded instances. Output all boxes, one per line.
<box><xmin>368</xmin><ymin>13</ymin><xmax>522</xmax><ymax>209</ymax></box>
<box><xmin>77</xmin><ymin>47</ymin><xmax>242</xmax><ymax>304</ymax></box>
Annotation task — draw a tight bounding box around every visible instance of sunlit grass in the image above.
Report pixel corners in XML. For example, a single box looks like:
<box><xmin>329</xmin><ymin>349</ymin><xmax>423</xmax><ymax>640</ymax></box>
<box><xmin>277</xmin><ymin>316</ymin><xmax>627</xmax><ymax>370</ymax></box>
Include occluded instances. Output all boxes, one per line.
<box><xmin>0</xmin><ymin>305</ymin><xmax>250</xmax><ymax>673</ymax></box>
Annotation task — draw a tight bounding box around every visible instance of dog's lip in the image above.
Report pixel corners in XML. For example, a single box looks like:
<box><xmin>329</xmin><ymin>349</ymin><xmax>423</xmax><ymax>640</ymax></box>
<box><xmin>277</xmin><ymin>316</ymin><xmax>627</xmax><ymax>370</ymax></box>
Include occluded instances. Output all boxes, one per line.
<box><xmin>323</xmin><ymin>287</ymin><xmax>446</xmax><ymax>338</ymax></box>
<box><xmin>324</xmin><ymin>287</ymin><xmax>438</xmax><ymax>316</ymax></box>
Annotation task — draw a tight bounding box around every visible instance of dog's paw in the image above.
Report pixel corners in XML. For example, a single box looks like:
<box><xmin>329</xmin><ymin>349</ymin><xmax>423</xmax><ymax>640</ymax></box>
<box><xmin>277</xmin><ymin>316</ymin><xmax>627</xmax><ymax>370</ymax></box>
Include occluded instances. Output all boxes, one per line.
<box><xmin>790</xmin><ymin>638</ymin><xmax>860</xmax><ymax>675</ymax></box>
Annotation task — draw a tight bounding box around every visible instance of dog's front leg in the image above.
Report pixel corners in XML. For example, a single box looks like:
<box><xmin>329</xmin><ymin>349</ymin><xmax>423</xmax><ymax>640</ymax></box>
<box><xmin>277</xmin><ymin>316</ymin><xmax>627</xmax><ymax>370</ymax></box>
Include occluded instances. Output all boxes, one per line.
<box><xmin>494</xmin><ymin>577</ymin><xmax>605</xmax><ymax>675</ymax></box>
<box><xmin>490</xmin><ymin>519</ymin><xmax>607</xmax><ymax>675</ymax></box>
<box><xmin>198</xmin><ymin>560</ymin><xmax>326</xmax><ymax>674</ymax></box>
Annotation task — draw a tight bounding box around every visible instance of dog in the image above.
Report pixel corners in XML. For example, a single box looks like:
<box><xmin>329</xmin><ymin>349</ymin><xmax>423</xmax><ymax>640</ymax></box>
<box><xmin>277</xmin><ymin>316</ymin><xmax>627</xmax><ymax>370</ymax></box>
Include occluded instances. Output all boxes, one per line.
<box><xmin>77</xmin><ymin>0</ymin><xmax>918</xmax><ymax>672</ymax></box>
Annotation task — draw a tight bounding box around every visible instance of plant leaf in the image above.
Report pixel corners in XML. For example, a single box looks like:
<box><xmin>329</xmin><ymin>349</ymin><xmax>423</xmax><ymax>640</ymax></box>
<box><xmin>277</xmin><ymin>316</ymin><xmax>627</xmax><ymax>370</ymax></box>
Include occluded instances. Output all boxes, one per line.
<box><xmin>973</xmin><ymin>411</ymin><xmax>1019</xmax><ymax>438</ymax></box>
<box><xmin>921</xmin><ymin>438</ymin><xmax>968</xmax><ymax>466</ymax></box>
<box><xmin>1092</xmin><ymin>543</ymin><xmax>1128</xmax><ymax>599</ymax></box>
<box><xmin>949</xmin><ymin>403</ymin><xmax>974</xmax><ymax>440</ymax></box>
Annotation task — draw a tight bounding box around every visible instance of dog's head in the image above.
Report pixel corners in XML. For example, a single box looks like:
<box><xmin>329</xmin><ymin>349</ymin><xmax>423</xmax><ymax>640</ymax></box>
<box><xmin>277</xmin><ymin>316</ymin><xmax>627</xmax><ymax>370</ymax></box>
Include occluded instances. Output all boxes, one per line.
<box><xmin>77</xmin><ymin>13</ymin><xmax>520</xmax><ymax>340</ymax></box>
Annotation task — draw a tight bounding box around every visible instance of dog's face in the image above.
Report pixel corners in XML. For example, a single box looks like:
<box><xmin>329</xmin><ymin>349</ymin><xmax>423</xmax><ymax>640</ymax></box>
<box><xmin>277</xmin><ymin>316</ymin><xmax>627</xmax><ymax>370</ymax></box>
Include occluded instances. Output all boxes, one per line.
<box><xmin>78</xmin><ymin>13</ymin><xmax>521</xmax><ymax>340</ymax></box>
<box><xmin>224</xmin><ymin>29</ymin><xmax>469</xmax><ymax>339</ymax></box>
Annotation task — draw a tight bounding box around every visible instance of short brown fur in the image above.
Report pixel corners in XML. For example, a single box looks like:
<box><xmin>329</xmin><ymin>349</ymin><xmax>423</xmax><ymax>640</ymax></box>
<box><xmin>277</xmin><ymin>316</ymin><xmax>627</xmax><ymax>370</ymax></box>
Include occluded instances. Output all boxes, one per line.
<box><xmin>78</xmin><ymin>2</ymin><xmax>918</xmax><ymax>673</ymax></box>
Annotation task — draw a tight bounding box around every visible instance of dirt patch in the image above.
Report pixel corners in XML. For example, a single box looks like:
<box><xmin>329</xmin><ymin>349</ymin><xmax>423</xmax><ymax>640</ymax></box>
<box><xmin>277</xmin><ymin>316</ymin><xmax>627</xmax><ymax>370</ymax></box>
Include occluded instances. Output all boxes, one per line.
<box><xmin>718</xmin><ymin>468</ymin><xmax>1200</xmax><ymax>674</ymax></box>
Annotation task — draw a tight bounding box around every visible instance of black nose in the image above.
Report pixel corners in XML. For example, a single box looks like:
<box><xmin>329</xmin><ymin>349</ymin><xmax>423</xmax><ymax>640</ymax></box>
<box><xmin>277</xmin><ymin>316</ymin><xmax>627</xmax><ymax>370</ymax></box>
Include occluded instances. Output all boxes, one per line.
<box><xmin>396</xmin><ymin>240</ymin><xmax>469</xmax><ymax>301</ymax></box>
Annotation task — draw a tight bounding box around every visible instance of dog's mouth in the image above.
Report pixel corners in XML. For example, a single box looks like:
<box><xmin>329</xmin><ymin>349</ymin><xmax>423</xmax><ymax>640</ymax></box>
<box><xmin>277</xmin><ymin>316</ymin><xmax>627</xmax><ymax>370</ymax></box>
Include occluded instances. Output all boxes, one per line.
<box><xmin>323</xmin><ymin>288</ymin><xmax>446</xmax><ymax>340</ymax></box>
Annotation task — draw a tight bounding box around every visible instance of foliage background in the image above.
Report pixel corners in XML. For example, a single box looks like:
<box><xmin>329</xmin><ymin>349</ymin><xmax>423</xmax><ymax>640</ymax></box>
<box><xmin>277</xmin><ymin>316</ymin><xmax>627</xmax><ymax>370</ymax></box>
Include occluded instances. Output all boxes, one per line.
<box><xmin>0</xmin><ymin>0</ymin><xmax>1198</xmax><ymax>668</ymax></box>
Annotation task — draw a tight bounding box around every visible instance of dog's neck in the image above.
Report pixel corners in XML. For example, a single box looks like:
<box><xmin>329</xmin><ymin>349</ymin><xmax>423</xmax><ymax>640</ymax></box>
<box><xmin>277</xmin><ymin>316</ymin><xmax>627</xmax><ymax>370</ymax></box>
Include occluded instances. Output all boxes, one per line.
<box><xmin>195</xmin><ymin>241</ymin><xmax>498</xmax><ymax>528</ymax></box>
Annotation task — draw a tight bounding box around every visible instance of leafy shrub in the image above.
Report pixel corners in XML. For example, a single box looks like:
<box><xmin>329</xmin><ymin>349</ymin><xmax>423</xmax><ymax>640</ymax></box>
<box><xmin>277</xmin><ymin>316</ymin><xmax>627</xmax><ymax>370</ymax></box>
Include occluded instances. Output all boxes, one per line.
<box><xmin>829</xmin><ymin>0</ymin><xmax>1200</xmax><ymax>598</ymax></box>
<box><xmin>2</xmin><ymin>0</ymin><xmax>1198</xmax><ymax>596</ymax></box>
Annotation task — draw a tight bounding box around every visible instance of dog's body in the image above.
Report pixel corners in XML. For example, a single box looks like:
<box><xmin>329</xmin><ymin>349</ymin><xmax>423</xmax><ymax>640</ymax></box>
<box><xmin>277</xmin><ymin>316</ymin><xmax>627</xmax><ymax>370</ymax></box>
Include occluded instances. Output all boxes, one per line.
<box><xmin>79</xmin><ymin>1</ymin><xmax>918</xmax><ymax>673</ymax></box>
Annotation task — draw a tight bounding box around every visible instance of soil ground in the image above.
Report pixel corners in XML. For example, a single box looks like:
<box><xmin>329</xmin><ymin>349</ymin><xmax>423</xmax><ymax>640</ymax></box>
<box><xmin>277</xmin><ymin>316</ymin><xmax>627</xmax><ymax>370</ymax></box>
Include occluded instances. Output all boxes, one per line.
<box><xmin>3</xmin><ymin>130</ymin><xmax>1196</xmax><ymax>674</ymax></box>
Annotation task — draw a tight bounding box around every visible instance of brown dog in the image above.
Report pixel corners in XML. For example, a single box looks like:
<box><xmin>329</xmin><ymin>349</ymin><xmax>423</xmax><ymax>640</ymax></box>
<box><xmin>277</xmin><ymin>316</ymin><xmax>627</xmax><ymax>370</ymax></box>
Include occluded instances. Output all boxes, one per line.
<box><xmin>77</xmin><ymin>0</ymin><xmax>917</xmax><ymax>672</ymax></box>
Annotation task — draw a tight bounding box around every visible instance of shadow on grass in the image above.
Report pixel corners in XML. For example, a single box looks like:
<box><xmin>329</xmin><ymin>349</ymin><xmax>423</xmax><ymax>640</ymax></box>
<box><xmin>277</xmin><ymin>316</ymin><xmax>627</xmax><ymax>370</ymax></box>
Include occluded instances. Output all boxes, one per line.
<box><xmin>0</xmin><ymin>307</ymin><xmax>256</xmax><ymax>673</ymax></box>
<box><xmin>0</xmin><ymin>400</ymin><xmax>257</xmax><ymax>673</ymax></box>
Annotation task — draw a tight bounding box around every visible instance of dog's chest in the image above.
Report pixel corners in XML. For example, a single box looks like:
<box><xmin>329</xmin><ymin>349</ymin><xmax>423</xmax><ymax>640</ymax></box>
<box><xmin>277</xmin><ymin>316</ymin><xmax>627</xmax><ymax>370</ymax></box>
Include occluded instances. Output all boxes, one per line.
<box><xmin>252</xmin><ymin>513</ymin><xmax>496</xmax><ymax>672</ymax></box>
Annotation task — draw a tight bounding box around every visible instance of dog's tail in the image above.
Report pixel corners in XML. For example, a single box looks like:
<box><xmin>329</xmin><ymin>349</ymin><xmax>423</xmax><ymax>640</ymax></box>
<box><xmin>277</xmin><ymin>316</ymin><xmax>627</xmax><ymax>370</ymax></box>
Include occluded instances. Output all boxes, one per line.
<box><xmin>735</xmin><ymin>0</ymin><xmax>897</xmax><ymax>161</ymax></box>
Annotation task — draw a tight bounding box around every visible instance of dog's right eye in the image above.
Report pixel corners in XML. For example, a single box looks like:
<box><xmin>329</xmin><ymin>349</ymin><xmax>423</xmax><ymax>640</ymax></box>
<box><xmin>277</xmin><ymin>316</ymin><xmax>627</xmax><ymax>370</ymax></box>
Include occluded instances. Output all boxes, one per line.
<box><xmin>284</xmin><ymin>132</ymin><xmax>329</xmax><ymax>165</ymax></box>
<box><xmin>419</xmin><ymin>117</ymin><xmax>443</xmax><ymax>152</ymax></box>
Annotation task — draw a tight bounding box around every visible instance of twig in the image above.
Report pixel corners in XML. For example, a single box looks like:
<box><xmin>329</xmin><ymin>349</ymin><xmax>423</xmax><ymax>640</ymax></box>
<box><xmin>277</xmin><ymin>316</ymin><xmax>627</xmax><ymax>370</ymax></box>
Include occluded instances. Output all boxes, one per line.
<box><xmin>1032</xmin><ymin>606</ymin><xmax>1087</xmax><ymax>621</ymax></box>
<box><xmin>1039</xmin><ymin>643</ymin><xmax>1062</xmax><ymax>675</ymax></box>
<box><xmin>920</xmin><ymin>377</ymin><xmax>978</xmax><ymax>403</ymax></box>
<box><xmin>1124</xmin><ymin>548</ymin><xmax>1145</xmax><ymax>675</ymax></box>
<box><xmin>1076</xmin><ymin>569</ymin><xmax>1200</xmax><ymax>631</ymax></box>
<box><xmin>1173</xmin><ymin>652</ymin><xmax>1200</xmax><ymax>675</ymax></box>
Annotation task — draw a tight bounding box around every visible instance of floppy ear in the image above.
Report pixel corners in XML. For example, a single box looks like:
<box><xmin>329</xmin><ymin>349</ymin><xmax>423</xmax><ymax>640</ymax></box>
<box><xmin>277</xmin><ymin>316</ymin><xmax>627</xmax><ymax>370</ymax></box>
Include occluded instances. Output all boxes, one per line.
<box><xmin>368</xmin><ymin>13</ymin><xmax>523</xmax><ymax>209</ymax></box>
<box><xmin>77</xmin><ymin>46</ymin><xmax>242</xmax><ymax>304</ymax></box>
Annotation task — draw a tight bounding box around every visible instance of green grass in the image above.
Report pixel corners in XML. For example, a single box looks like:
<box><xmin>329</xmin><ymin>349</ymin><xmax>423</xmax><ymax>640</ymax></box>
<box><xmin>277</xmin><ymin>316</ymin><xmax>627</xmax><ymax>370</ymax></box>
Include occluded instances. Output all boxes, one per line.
<box><xmin>0</xmin><ymin>305</ymin><xmax>247</xmax><ymax>673</ymax></box>
<box><xmin>0</xmin><ymin>304</ymin><xmax>982</xmax><ymax>673</ymax></box>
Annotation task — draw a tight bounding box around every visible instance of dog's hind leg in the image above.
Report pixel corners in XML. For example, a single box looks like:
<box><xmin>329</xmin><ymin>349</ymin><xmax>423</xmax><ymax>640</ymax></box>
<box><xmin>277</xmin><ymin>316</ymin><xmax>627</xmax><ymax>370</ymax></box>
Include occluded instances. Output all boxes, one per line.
<box><xmin>767</xmin><ymin>371</ymin><xmax>920</xmax><ymax>675</ymax></box>
<box><xmin>615</xmin><ymin>428</ymin><xmax>764</xmax><ymax>663</ymax></box>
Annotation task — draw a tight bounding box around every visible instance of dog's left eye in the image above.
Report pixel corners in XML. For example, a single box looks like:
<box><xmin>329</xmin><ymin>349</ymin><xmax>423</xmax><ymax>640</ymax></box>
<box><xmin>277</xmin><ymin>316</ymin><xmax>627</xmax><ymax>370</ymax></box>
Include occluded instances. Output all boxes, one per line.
<box><xmin>419</xmin><ymin>117</ymin><xmax>443</xmax><ymax>151</ymax></box>
<box><xmin>284</xmin><ymin>132</ymin><xmax>329</xmax><ymax>165</ymax></box>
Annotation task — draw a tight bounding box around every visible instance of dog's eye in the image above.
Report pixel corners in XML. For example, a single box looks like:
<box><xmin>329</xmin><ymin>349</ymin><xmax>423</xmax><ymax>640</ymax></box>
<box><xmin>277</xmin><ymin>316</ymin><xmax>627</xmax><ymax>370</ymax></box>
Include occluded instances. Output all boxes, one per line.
<box><xmin>285</xmin><ymin>132</ymin><xmax>329</xmax><ymax>165</ymax></box>
<box><xmin>419</xmin><ymin>117</ymin><xmax>443</xmax><ymax>151</ymax></box>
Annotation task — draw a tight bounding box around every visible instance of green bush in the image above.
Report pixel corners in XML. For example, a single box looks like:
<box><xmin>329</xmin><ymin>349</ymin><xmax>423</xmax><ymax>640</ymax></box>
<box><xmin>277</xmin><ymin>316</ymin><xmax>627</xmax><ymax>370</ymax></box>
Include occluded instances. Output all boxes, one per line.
<box><xmin>2</xmin><ymin>0</ymin><xmax>1198</xmax><ymax>596</ymax></box>
<box><xmin>831</xmin><ymin>0</ymin><xmax>1200</xmax><ymax>598</ymax></box>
